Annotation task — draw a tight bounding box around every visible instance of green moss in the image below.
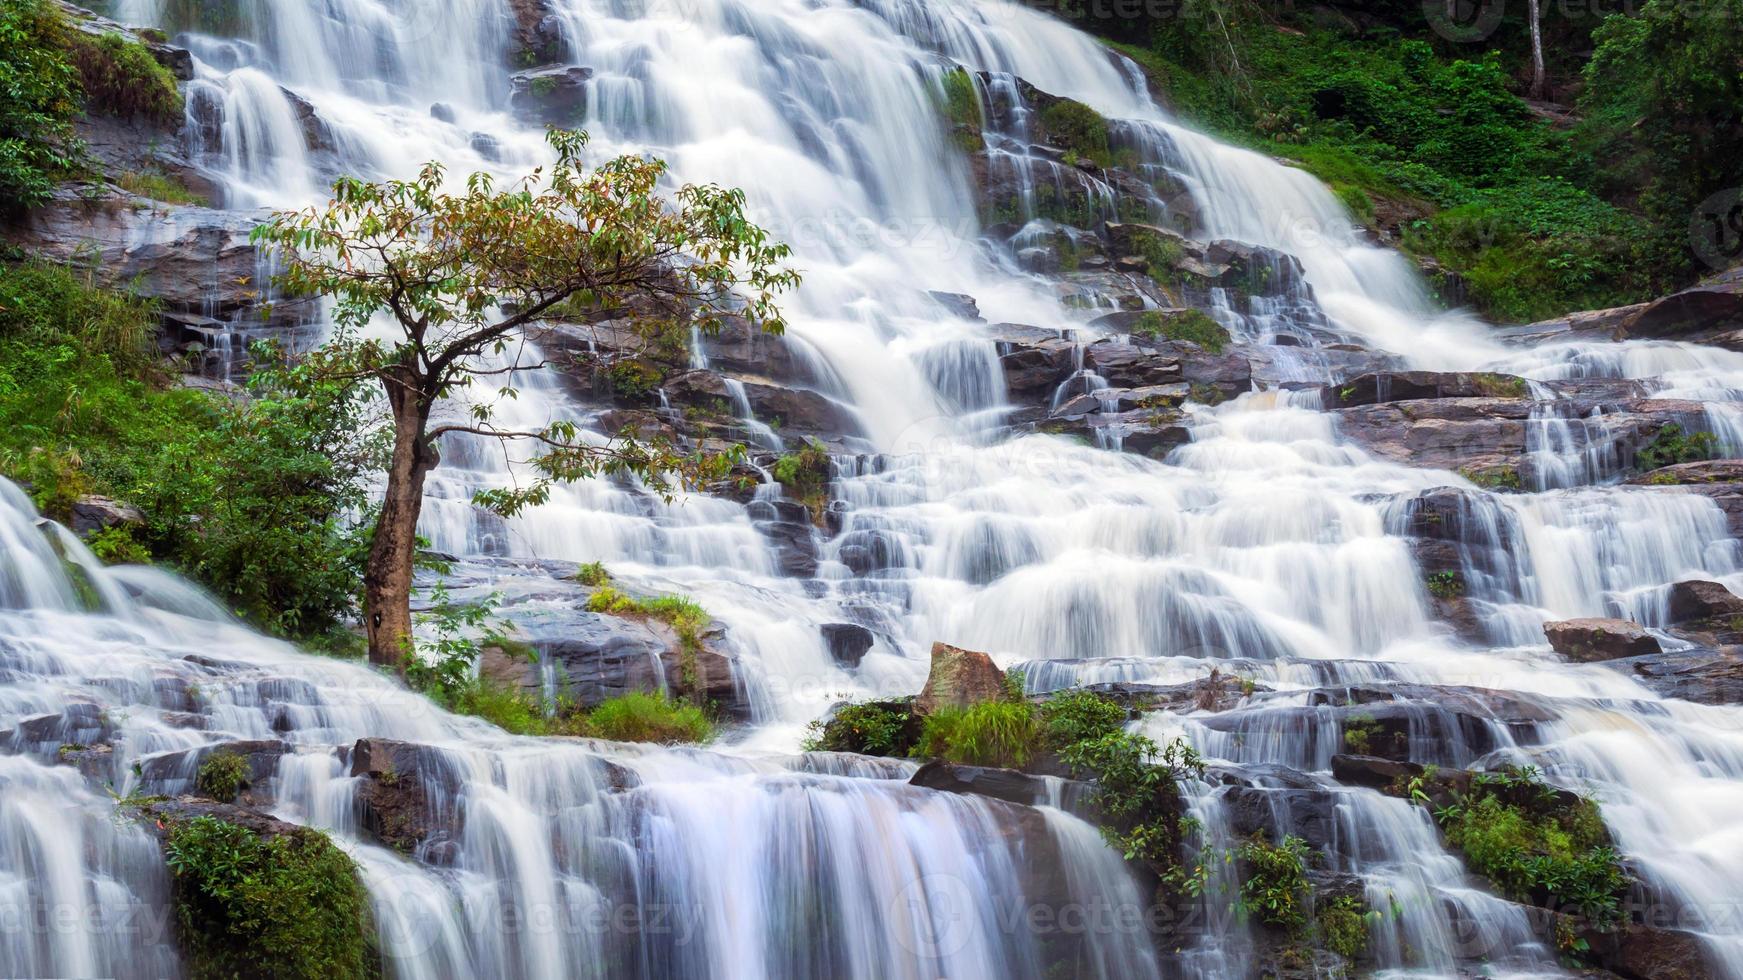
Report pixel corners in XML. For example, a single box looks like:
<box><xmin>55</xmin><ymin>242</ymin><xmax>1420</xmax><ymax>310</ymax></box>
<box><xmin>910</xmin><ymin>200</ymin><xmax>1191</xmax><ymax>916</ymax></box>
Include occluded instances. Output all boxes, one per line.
<box><xmin>194</xmin><ymin>751</ymin><xmax>248</xmax><ymax>802</ymax></box>
<box><xmin>770</xmin><ymin>438</ymin><xmax>831</xmax><ymax>522</ymax></box>
<box><xmin>938</xmin><ymin>67</ymin><xmax>984</xmax><ymax>153</ymax></box>
<box><xmin>1039</xmin><ymin>99</ymin><xmax>1112</xmax><ymax>169</ymax></box>
<box><xmin>164</xmin><ymin>816</ymin><xmax>376</xmax><ymax>980</ymax></box>
<box><xmin>1236</xmin><ymin>834</ymin><xmax>1312</xmax><ymax>933</ymax></box>
<box><xmin>1341</xmin><ymin>712</ymin><xmax>1379</xmax><ymax>755</ymax></box>
<box><xmin>66</xmin><ymin>31</ymin><xmax>182</xmax><ymax>126</ymax></box>
<box><xmin>1131</xmin><ymin>309</ymin><xmax>1230</xmax><ymax>354</ymax></box>
<box><xmin>585</xmin><ymin>585</ymin><xmax>711</xmax><ymax>696</ymax></box>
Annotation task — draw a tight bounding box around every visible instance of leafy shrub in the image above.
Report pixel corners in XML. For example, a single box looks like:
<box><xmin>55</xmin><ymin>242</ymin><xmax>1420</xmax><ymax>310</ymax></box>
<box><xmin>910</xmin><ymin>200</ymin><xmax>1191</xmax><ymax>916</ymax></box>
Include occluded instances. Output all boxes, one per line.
<box><xmin>194</xmin><ymin>751</ymin><xmax>248</xmax><ymax>802</ymax></box>
<box><xmin>164</xmin><ymin>816</ymin><xmax>375</xmax><ymax>980</ymax></box>
<box><xmin>1317</xmin><ymin>895</ymin><xmax>1369</xmax><ymax>959</ymax></box>
<box><xmin>1060</xmin><ymin>730</ymin><xmax>1205</xmax><ymax>862</ymax></box>
<box><xmin>804</xmin><ymin>701</ymin><xmax>912</xmax><ymax>755</ymax></box>
<box><xmin>915</xmin><ymin>700</ymin><xmax>1041</xmax><ymax>768</ymax></box>
<box><xmin>575</xmin><ymin>560</ymin><xmax>610</xmax><ymax>586</ymax></box>
<box><xmin>1423</xmin><ymin>766</ymin><xmax>1628</xmax><ymax>926</ymax></box>
<box><xmin>65</xmin><ymin>30</ymin><xmax>183</xmax><ymax>126</ymax></box>
<box><xmin>1635</xmin><ymin>423</ymin><xmax>1718</xmax><ymax>472</ymax></box>
<box><xmin>1236</xmin><ymin>834</ymin><xmax>1312</xmax><ymax>933</ymax></box>
<box><xmin>1038</xmin><ymin>689</ymin><xmax>1126</xmax><ymax>748</ymax></box>
<box><xmin>0</xmin><ymin>0</ymin><xmax>81</xmax><ymax>210</ymax></box>
<box><xmin>1341</xmin><ymin>712</ymin><xmax>1379</xmax><ymax>755</ymax></box>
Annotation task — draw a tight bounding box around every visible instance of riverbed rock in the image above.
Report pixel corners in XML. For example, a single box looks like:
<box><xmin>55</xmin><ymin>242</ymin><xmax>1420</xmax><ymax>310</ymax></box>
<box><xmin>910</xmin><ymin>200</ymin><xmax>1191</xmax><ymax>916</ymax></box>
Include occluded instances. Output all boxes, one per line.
<box><xmin>820</xmin><ymin>623</ymin><xmax>875</xmax><ymax>669</ymax></box>
<box><xmin>909</xmin><ymin>760</ymin><xmax>1067</xmax><ymax>808</ymax></box>
<box><xmin>1545</xmin><ymin>618</ymin><xmax>1663</xmax><ymax>662</ymax></box>
<box><xmin>350</xmin><ymin>738</ymin><xmax>465</xmax><ymax>861</ymax></box>
<box><xmin>509</xmin><ymin>65</ymin><xmax>593</xmax><ymax>125</ymax></box>
<box><xmin>1616</xmin><ymin>265</ymin><xmax>1743</xmax><ymax>351</ymax></box>
<box><xmin>1667</xmin><ymin>579</ymin><xmax>1743</xmax><ymax>624</ymax></box>
<box><xmin>915</xmin><ymin>642</ymin><xmax>1007</xmax><ymax>715</ymax></box>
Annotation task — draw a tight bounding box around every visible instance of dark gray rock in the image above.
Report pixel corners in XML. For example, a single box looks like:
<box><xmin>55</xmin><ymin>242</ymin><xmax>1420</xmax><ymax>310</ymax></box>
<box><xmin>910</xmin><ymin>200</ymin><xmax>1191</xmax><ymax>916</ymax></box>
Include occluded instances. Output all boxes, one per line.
<box><xmin>820</xmin><ymin>623</ymin><xmax>874</xmax><ymax>669</ymax></box>
<box><xmin>509</xmin><ymin>65</ymin><xmax>593</xmax><ymax>126</ymax></box>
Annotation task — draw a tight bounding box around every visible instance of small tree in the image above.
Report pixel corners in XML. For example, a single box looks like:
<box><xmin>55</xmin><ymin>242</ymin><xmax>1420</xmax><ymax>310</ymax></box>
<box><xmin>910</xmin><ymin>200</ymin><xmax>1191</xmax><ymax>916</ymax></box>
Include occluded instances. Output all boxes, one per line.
<box><xmin>253</xmin><ymin>130</ymin><xmax>798</xmax><ymax>668</ymax></box>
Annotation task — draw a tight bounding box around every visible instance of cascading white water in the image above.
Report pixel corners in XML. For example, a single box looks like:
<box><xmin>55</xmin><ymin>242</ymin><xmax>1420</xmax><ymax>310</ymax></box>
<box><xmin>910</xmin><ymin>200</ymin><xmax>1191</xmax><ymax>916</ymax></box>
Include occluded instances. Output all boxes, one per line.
<box><xmin>11</xmin><ymin>0</ymin><xmax>1743</xmax><ymax>976</ymax></box>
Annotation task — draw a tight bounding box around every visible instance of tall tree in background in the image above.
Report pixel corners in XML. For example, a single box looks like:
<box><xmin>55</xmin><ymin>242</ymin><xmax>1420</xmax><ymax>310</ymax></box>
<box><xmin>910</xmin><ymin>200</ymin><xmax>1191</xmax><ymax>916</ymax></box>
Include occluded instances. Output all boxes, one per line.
<box><xmin>254</xmin><ymin>130</ymin><xmax>799</xmax><ymax>669</ymax></box>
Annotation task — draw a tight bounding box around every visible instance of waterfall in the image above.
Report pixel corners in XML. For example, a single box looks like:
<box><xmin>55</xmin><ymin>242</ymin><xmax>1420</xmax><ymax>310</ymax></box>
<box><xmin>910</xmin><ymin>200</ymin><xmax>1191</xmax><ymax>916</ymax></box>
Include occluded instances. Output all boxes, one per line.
<box><xmin>9</xmin><ymin>0</ymin><xmax>1743</xmax><ymax>976</ymax></box>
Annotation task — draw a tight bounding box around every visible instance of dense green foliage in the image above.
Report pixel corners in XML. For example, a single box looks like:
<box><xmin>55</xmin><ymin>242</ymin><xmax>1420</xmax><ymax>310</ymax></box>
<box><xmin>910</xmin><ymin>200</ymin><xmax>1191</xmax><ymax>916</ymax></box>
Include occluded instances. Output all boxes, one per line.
<box><xmin>1317</xmin><ymin>895</ymin><xmax>1370</xmax><ymax>959</ymax></box>
<box><xmin>164</xmin><ymin>816</ymin><xmax>376</xmax><ymax>980</ymax></box>
<box><xmin>804</xmin><ymin>701</ymin><xmax>913</xmax><ymax>755</ymax></box>
<box><xmin>915</xmin><ymin>700</ymin><xmax>1041</xmax><ymax>768</ymax></box>
<box><xmin>0</xmin><ymin>0</ymin><xmax>80</xmax><ymax>209</ymax></box>
<box><xmin>1236</xmin><ymin>833</ymin><xmax>1312</xmax><ymax>932</ymax></box>
<box><xmin>0</xmin><ymin>262</ymin><xmax>378</xmax><ymax>643</ymax></box>
<box><xmin>1097</xmin><ymin>0</ymin><xmax>1733</xmax><ymax>321</ymax></box>
<box><xmin>1635</xmin><ymin>422</ymin><xmax>1719</xmax><ymax>473</ymax></box>
<box><xmin>1411</xmin><ymin>765</ymin><xmax>1627</xmax><ymax>925</ymax></box>
<box><xmin>194</xmin><ymin>751</ymin><xmax>249</xmax><ymax>802</ymax></box>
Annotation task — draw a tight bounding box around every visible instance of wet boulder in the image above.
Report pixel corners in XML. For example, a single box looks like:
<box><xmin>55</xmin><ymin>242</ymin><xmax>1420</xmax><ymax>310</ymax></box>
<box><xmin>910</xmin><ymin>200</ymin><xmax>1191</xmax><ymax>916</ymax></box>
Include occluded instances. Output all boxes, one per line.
<box><xmin>820</xmin><ymin>623</ymin><xmax>874</xmax><ymax>669</ymax></box>
<box><xmin>927</xmin><ymin>290</ymin><xmax>983</xmax><ymax>321</ymax></box>
<box><xmin>349</xmin><ymin>738</ymin><xmax>466</xmax><ymax>862</ymax></box>
<box><xmin>1666</xmin><ymin>579</ymin><xmax>1743</xmax><ymax>624</ymax></box>
<box><xmin>136</xmin><ymin>740</ymin><xmax>291</xmax><ymax>804</ymax></box>
<box><xmin>909</xmin><ymin>760</ymin><xmax>1068</xmax><ymax>808</ymax></box>
<box><xmin>1544</xmin><ymin>617</ymin><xmax>1662</xmax><ymax>662</ymax></box>
<box><xmin>509</xmin><ymin>65</ymin><xmax>592</xmax><ymax>125</ymax></box>
<box><xmin>1572</xmin><ymin>921</ymin><xmax>1716</xmax><ymax>980</ymax></box>
<box><xmin>1603</xmin><ymin>648</ymin><xmax>1743</xmax><ymax>706</ymax></box>
<box><xmin>915</xmin><ymin>641</ymin><xmax>1007</xmax><ymax>715</ymax></box>
<box><xmin>1616</xmin><ymin>265</ymin><xmax>1743</xmax><ymax>351</ymax></box>
<box><xmin>1082</xmin><ymin>339</ymin><xmax>1182</xmax><ymax>388</ymax></box>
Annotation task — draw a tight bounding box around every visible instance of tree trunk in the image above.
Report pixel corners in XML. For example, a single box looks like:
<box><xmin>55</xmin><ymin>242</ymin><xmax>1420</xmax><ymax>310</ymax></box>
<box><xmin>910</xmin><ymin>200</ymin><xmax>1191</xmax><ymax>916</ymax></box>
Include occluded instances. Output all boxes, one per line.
<box><xmin>364</xmin><ymin>364</ymin><xmax>438</xmax><ymax>669</ymax></box>
<box><xmin>1527</xmin><ymin>0</ymin><xmax>1546</xmax><ymax>100</ymax></box>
